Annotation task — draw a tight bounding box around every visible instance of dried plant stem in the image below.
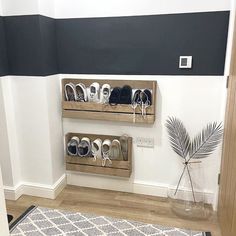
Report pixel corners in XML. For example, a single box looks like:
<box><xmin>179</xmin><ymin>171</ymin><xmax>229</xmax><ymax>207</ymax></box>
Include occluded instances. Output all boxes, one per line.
<box><xmin>174</xmin><ymin>165</ymin><xmax>187</xmax><ymax>195</ymax></box>
<box><xmin>186</xmin><ymin>164</ymin><xmax>196</xmax><ymax>203</ymax></box>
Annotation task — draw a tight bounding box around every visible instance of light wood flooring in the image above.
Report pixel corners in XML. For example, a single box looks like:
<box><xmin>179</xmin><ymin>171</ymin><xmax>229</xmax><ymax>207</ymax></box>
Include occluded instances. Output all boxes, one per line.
<box><xmin>6</xmin><ymin>185</ymin><xmax>221</xmax><ymax>236</ymax></box>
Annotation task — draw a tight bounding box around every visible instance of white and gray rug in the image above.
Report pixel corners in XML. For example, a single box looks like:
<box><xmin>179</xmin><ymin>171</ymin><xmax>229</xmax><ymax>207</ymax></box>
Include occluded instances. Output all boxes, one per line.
<box><xmin>10</xmin><ymin>206</ymin><xmax>211</xmax><ymax>236</ymax></box>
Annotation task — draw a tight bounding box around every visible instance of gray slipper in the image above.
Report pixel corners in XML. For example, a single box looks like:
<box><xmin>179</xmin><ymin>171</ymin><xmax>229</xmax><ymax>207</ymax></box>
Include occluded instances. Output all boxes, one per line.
<box><xmin>120</xmin><ymin>135</ymin><xmax>129</xmax><ymax>161</ymax></box>
<box><xmin>110</xmin><ymin>139</ymin><xmax>123</xmax><ymax>160</ymax></box>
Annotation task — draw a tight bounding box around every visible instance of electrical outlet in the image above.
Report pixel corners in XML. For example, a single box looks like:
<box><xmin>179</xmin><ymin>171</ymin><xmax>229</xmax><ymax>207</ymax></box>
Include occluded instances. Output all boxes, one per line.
<box><xmin>136</xmin><ymin>137</ymin><xmax>154</xmax><ymax>148</ymax></box>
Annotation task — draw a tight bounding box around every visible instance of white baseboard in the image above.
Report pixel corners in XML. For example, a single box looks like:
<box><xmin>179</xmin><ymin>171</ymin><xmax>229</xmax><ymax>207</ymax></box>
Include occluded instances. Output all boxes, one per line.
<box><xmin>4</xmin><ymin>174</ymin><xmax>66</xmax><ymax>200</ymax></box>
<box><xmin>67</xmin><ymin>172</ymin><xmax>214</xmax><ymax>208</ymax></box>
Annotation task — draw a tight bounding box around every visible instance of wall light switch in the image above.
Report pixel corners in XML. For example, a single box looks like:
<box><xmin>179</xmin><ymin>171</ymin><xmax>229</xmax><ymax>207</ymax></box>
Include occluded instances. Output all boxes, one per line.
<box><xmin>136</xmin><ymin>137</ymin><xmax>154</xmax><ymax>148</ymax></box>
<box><xmin>179</xmin><ymin>56</ymin><xmax>192</xmax><ymax>69</ymax></box>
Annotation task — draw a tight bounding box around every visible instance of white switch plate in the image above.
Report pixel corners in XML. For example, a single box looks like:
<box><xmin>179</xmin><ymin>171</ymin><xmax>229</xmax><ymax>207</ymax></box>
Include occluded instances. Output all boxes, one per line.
<box><xmin>136</xmin><ymin>137</ymin><xmax>154</xmax><ymax>148</ymax></box>
<box><xmin>179</xmin><ymin>56</ymin><xmax>192</xmax><ymax>69</ymax></box>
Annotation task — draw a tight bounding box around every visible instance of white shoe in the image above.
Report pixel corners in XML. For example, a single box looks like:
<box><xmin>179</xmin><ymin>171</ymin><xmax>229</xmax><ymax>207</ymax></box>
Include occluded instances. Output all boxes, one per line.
<box><xmin>67</xmin><ymin>136</ymin><xmax>80</xmax><ymax>156</ymax></box>
<box><xmin>89</xmin><ymin>82</ymin><xmax>100</xmax><ymax>102</ymax></box>
<box><xmin>102</xmin><ymin>139</ymin><xmax>112</xmax><ymax>166</ymax></box>
<box><xmin>65</xmin><ymin>83</ymin><xmax>77</xmax><ymax>101</ymax></box>
<box><xmin>110</xmin><ymin>139</ymin><xmax>123</xmax><ymax>160</ymax></box>
<box><xmin>78</xmin><ymin>137</ymin><xmax>91</xmax><ymax>157</ymax></box>
<box><xmin>75</xmin><ymin>83</ymin><xmax>88</xmax><ymax>102</ymax></box>
<box><xmin>91</xmin><ymin>138</ymin><xmax>102</xmax><ymax>160</ymax></box>
<box><xmin>100</xmin><ymin>84</ymin><xmax>111</xmax><ymax>104</ymax></box>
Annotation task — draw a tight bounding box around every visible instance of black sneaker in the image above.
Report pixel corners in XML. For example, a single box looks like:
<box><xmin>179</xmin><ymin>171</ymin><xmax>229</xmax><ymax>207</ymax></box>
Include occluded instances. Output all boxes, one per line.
<box><xmin>109</xmin><ymin>87</ymin><xmax>121</xmax><ymax>105</ymax></box>
<box><xmin>120</xmin><ymin>85</ymin><xmax>132</xmax><ymax>104</ymax></box>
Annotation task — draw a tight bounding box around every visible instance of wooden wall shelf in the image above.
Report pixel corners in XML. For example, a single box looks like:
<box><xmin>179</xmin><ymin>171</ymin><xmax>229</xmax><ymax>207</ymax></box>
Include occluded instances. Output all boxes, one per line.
<box><xmin>65</xmin><ymin>133</ymin><xmax>132</xmax><ymax>177</ymax></box>
<box><xmin>62</xmin><ymin>78</ymin><xmax>157</xmax><ymax>124</ymax></box>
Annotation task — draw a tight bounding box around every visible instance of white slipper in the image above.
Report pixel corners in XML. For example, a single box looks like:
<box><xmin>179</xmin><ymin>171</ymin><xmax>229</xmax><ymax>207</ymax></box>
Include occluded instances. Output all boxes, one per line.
<box><xmin>65</xmin><ymin>83</ymin><xmax>77</xmax><ymax>101</ymax></box>
<box><xmin>100</xmin><ymin>84</ymin><xmax>111</xmax><ymax>104</ymax></box>
<box><xmin>91</xmin><ymin>138</ymin><xmax>102</xmax><ymax>160</ymax></box>
<box><xmin>78</xmin><ymin>137</ymin><xmax>91</xmax><ymax>157</ymax></box>
<box><xmin>67</xmin><ymin>136</ymin><xmax>80</xmax><ymax>156</ymax></box>
<box><xmin>110</xmin><ymin>139</ymin><xmax>123</xmax><ymax>160</ymax></box>
<box><xmin>102</xmin><ymin>139</ymin><xmax>112</xmax><ymax>166</ymax></box>
<box><xmin>75</xmin><ymin>83</ymin><xmax>88</xmax><ymax>102</ymax></box>
<box><xmin>89</xmin><ymin>82</ymin><xmax>100</xmax><ymax>102</ymax></box>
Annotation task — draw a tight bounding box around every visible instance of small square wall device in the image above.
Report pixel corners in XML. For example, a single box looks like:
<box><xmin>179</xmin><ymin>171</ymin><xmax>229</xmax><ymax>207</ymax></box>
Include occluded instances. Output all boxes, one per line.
<box><xmin>179</xmin><ymin>56</ymin><xmax>192</xmax><ymax>69</ymax></box>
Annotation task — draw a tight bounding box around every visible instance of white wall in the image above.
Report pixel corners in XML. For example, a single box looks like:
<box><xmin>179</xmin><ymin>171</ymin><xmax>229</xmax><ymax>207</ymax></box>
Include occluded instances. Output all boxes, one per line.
<box><xmin>63</xmin><ymin>74</ymin><xmax>227</xmax><ymax>209</ymax></box>
<box><xmin>0</xmin><ymin>0</ymin><xmax>231</xmax><ymax>17</ymax></box>
<box><xmin>54</xmin><ymin>0</ymin><xmax>231</xmax><ymax>18</ymax></box>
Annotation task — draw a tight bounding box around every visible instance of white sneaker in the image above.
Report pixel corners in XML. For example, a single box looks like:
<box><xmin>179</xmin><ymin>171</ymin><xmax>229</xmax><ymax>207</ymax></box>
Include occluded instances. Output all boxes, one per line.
<box><xmin>65</xmin><ymin>83</ymin><xmax>77</xmax><ymax>101</ymax></box>
<box><xmin>91</xmin><ymin>138</ymin><xmax>102</xmax><ymax>160</ymax></box>
<box><xmin>67</xmin><ymin>136</ymin><xmax>80</xmax><ymax>156</ymax></box>
<box><xmin>100</xmin><ymin>84</ymin><xmax>111</xmax><ymax>104</ymax></box>
<box><xmin>110</xmin><ymin>139</ymin><xmax>123</xmax><ymax>160</ymax></box>
<box><xmin>75</xmin><ymin>83</ymin><xmax>88</xmax><ymax>102</ymax></box>
<box><xmin>89</xmin><ymin>82</ymin><xmax>100</xmax><ymax>102</ymax></box>
<box><xmin>78</xmin><ymin>137</ymin><xmax>91</xmax><ymax>157</ymax></box>
<box><xmin>102</xmin><ymin>139</ymin><xmax>112</xmax><ymax>166</ymax></box>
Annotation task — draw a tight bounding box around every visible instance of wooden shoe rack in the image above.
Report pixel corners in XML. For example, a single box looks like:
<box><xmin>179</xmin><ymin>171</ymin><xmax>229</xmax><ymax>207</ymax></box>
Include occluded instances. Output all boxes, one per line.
<box><xmin>65</xmin><ymin>133</ymin><xmax>132</xmax><ymax>177</ymax></box>
<box><xmin>62</xmin><ymin>78</ymin><xmax>157</xmax><ymax>124</ymax></box>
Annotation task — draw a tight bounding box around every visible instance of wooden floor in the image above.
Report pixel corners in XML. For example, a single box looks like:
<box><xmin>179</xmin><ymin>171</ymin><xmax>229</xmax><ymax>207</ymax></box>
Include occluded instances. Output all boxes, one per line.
<box><xmin>6</xmin><ymin>185</ymin><xmax>221</xmax><ymax>236</ymax></box>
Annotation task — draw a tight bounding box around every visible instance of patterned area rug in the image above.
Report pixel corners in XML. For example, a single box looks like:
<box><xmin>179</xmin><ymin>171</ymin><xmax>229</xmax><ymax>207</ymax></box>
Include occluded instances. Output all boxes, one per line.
<box><xmin>10</xmin><ymin>206</ymin><xmax>211</xmax><ymax>236</ymax></box>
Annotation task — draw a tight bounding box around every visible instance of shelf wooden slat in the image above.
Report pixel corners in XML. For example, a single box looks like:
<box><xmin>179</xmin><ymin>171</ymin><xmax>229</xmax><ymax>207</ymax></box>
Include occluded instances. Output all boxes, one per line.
<box><xmin>63</xmin><ymin>110</ymin><xmax>155</xmax><ymax>124</ymax></box>
<box><xmin>66</xmin><ymin>163</ymin><xmax>131</xmax><ymax>177</ymax></box>
<box><xmin>63</xmin><ymin>101</ymin><xmax>155</xmax><ymax>115</ymax></box>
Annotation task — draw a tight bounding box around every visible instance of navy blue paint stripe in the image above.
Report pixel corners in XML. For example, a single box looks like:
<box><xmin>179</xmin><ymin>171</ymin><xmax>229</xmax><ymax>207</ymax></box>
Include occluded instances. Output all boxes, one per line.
<box><xmin>0</xmin><ymin>11</ymin><xmax>230</xmax><ymax>76</ymax></box>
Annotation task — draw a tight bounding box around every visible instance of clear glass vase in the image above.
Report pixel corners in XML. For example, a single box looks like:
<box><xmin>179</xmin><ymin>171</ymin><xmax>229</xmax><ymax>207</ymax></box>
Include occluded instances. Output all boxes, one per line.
<box><xmin>167</xmin><ymin>161</ymin><xmax>211</xmax><ymax>220</ymax></box>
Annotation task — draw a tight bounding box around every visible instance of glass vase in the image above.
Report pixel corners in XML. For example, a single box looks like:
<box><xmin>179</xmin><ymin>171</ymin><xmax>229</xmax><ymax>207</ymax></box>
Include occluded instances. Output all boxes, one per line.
<box><xmin>167</xmin><ymin>161</ymin><xmax>211</xmax><ymax>220</ymax></box>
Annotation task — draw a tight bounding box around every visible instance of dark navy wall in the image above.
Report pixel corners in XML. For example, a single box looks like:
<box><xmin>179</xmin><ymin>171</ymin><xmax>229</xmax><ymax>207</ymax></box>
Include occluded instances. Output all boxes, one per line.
<box><xmin>57</xmin><ymin>11</ymin><xmax>229</xmax><ymax>75</ymax></box>
<box><xmin>0</xmin><ymin>11</ymin><xmax>230</xmax><ymax>76</ymax></box>
<box><xmin>0</xmin><ymin>16</ymin><xmax>8</xmax><ymax>76</ymax></box>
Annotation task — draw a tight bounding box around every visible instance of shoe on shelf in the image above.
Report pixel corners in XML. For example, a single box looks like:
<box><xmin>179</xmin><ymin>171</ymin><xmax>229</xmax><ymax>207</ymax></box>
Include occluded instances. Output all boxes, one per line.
<box><xmin>143</xmin><ymin>89</ymin><xmax>152</xmax><ymax>105</ymax></box>
<box><xmin>109</xmin><ymin>87</ymin><xmax>121</xmax><ymax>105</ymax></box>
<box><xmin>110</xmin><ymin>139</ymin><xmax>123</xmax><ymax>160</ymax></box>
<box><xmin>75</xmin><ymin>83</ymin><xmax>88</xmax><ymax>102</ymax></box>
<box><xmin>120</xmin><ymin>85</ymin><xmax>132</xmax><ymax>104</ymax></box>
<box><xmin>91</xmin><ymin>138</ymin><xmax>102</xmax><ymax>160</ymax></box>
<box><xmin>65</xmin><ymin>83</ymin><xmax>77</xmax><ymax>101</ymax></box>
<box><xmin>132</xmin><ymin>89</ymin><xmax>142</xmax><ymax>104</ymax></box>
<box><xmin>119</xmin><ymin>135</ymin><xmax>129</xmax><ymax>161</ymax></box>
<box><xmin>78</xmin><ymin>137</ymin><xmax>91</xmax><ymax>157</ymax></box>
<box><xmin>89</xmin><ymin>82</ymin><xmax>100</xmax><ymax>102</ymax></box>
<box><xmin>67</xmin><ymin>136</ymin><xmax>80</xmax><ymax>156</ymax></box>
<box><xmin>100</xmin><ymin>84</ymin><xmax>111</xmax><ymax>104</ymax></box>
<box><xmin>102</xmin><ymin>139</ymin><xmax>112</xmax><ymax>166</ymax></box>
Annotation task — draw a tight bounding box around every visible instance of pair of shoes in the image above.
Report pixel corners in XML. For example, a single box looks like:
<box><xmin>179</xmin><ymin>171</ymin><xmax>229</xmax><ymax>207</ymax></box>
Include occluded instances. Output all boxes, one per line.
<box><xmin>89</xmin><ymin>82</ymin><xmax>111</xmax><ymax>104</ymax></box>
<box><xmin>131</xmin><ymin>89</ymin><xmax>152</xmax><ymax>121</ymax></box>
<box><xmin>65</xmin><ymin>83</ymin><xmax>88</xmax><ymax>102</ymax></box>
<box><xmin>91</xmin><ymin>135</ymin><xmax>129</xmax><ymax>166</ymax></box>
<box><xmin>109</xmin><ymin>85</ymin><xmax>132</xmax><ymax>105</ymax></box>
<box><xmin>67</xmin><ymin>136</ymin><xmax>91</xmax><ymax>157</ymax></box>
<box><xmin>91</xmin><ymin>139</ymin><xmax>122</xmax><ymax>166</ymax></box>
<box><xmin>65</xmin><ymin>82</ymin><xmax>111</xmax><ymax>104</ymax></box>
<box><xmin>132</xmin><ymin>89</ymin><xmax>152</xmax><ymax>105</ymax></box>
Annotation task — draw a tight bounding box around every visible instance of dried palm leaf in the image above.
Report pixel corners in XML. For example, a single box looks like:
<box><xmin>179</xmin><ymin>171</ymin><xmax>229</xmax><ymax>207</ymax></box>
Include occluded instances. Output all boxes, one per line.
<box><xmin>166</xmin><ymin>117</ymin><xmax>190</xmax><ymax>159</ymax></box>
<box><xmin>189</xmin><ymin>122</ymin><xmax>223</xmax><ymax>159</ymax></box>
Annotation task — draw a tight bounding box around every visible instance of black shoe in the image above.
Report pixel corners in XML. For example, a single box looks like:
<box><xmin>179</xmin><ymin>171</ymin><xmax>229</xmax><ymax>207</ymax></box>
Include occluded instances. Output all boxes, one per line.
<box><xmin>132</xmin><ymin>89</ymin><xmax>142</xmax><ymax>104</ymax></box>
<box><xmin>143</xmin><ymin>89</ymin><xmax>152</xmax><ymax>105</ymax></box>
<box><xmin>109</xmin><ymin>87</ymin><xmax>121</xmax><ymax>105</ymax></box>
<box><xmin>120</xmin><ymin>85</ymin><xmax>132</xmax><ymax>104</ymax></box>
